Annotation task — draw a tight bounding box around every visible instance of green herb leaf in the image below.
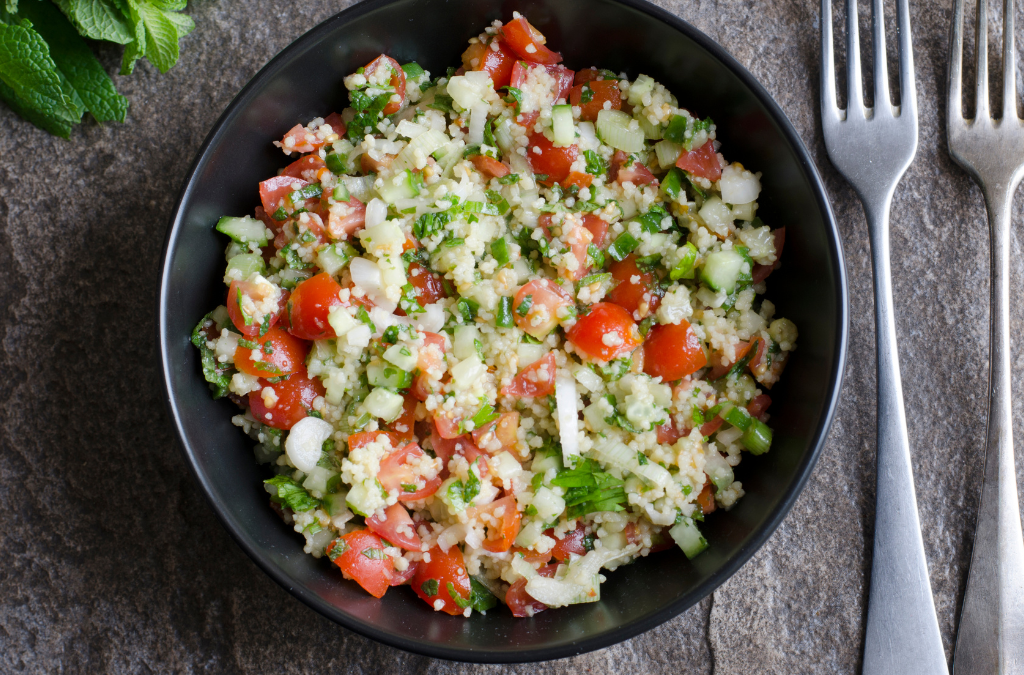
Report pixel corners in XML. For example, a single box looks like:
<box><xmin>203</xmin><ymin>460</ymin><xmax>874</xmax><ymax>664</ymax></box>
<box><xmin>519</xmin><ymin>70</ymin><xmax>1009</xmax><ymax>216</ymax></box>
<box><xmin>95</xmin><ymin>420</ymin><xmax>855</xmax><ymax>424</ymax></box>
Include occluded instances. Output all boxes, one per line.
<box><xmin>52</xmin><ymin>0</ymin><xmax>133</xmax><ymax>43</ymax></box>
<box><xmin>264</xmin><ymin>475</ymin><xmax>320</xmax><ymax>512</ymax></box>
<box><xmin>447</xmin><ymin>582</ymin><xmax>471</xmax><ymax>609</ymax></box>
<box><xmin>497</xmin><ymin>173</ymin><xmax>519</xmax><ymax>185</ymax></box>
<box><xmin>420</xmin><ymin>578</ymin><xmax>439</xmax><ymax>596</ymax></box>
<box><xmin>0</xmin><ymin>17</ymin><xmax>81</xmax><ymax>127</ymax></box>
<box><xmin>361</xmin><ymin>546</ymin><xmax>386</xmax><ymax>560</ymax></box>
<box><xmin>190</xmin><ymin>312</ymin><xmax>231</xmax><ymax>398</ymax></box>
<box><xmin>469</xmin><ymin>577</ymin><xmax>498</xmax><ymax>612</ymax></box>
<box><xmin>583</xmin><ymin>149</ymin><xmax>607</xmax><ymax>176</ymax></box>
<box><xmin>326</xmin><ymin>538</ymin><xmax>349</xmax><ymax>561</ymax></box>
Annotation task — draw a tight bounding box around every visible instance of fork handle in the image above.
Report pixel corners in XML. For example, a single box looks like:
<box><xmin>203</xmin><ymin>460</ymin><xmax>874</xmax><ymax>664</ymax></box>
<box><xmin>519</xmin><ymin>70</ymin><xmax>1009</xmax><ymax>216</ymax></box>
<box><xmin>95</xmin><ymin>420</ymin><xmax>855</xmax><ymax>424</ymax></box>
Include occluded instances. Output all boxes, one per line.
<box><xmin>861</xmin><ymin>191</ymin><xmax>948</xmax><ymax>675</ymax></box>
<box><xmin>953</xmin><ymin>184</ymin><xmax>1024</xmax><ymax>675</ymax></box>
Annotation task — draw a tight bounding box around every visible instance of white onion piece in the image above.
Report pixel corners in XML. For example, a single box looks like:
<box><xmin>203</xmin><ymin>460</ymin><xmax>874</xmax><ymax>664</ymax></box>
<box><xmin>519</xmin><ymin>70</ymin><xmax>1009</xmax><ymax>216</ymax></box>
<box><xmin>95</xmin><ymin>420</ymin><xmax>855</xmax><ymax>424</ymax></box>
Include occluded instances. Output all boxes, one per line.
<box><xmin>555</xmin><ymin>374</ymin><xmax>581</xmax><ymax>466</ymax></box>
<box><xmin>370</xmin><ymin>303</ymin><xmax>446</xmax><ymax>336</ymax></box>
<box><xmin>395</xmin><ymin>119</ymin><xmax>427</xmax><ymax>139</ymax></box>
<box><xmin>576</xmin><ymin>120</ymin><xmax>598</xmax><ymax>149</ymax></box>
<box><xmin>349</xmin><ymin>257</ymin><xmax>397</xmax><ymax>313</ymax></box>
<box><xmin>285</xmin><ymin>417</ymin><xmax>333</xmax><ymax>473</ymax></box>
<box><xmin>719</xmin><ymin>164</ymin><xmax>762</xmax><ymax>204</ymax></box>
<box><xmin>468</xmin><ymin>102</ymin><xmax>488</xmax><ymax>146</ymax></box>
<box><xmin>364</xmin><ymin>198</ymin><xmax>388</xmax><ymax>229</ymax></box>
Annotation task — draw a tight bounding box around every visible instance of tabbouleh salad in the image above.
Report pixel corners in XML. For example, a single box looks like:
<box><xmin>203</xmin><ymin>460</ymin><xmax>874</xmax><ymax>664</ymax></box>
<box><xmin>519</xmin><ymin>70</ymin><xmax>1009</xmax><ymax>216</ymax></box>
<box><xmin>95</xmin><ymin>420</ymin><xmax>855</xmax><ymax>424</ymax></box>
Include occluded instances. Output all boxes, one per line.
<box><xmin>190</xmin><ymin>13</ymin><xmax>797</xmax><ymax>617</ymax></box>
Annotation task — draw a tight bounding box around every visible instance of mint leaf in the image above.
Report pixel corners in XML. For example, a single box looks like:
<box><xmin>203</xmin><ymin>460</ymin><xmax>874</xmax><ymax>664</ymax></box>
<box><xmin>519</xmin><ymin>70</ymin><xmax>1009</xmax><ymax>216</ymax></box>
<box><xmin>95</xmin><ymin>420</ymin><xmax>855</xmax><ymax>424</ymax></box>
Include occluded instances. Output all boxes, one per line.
<box><xmin>18</xmin><ymin>0</ymin><xmax>127</xmax><ymax>122</ymax></box>
<box><xmin>52</xmin><ymin>0</ymin><xmax>133</xmax><ymax>44</ymax></box>
<box><xmin>146</xmin><ymin>0</ymin><xmax>184</xmax><ymax>9</ymax></box>
<box><xmin>163</xmin><ymin>7</ymin><xmax>191</xmax><ymax>38</ymax></box>
<box><xmin>136</xmin><ymin>1</ymin><xmax>180</xmax><ymax>73</ymax></box>
<box><xmin>118</xmin><ymin>0</ymin><xmax>144</xmax><ymax>74</ymax></box>
<box><xmin>5</xmin><ymin>1</ymin><xmax>18</xmax><ymax>14</ymax></box>
<box><xmin>264</xmin><ymin>475</ymin><xmax>320</xmax><ymax>512</ymax></box>
<box><xmin>0</xmin><ymin>18</ymin><xmax>80</xmax><ymax>124</ymax></box>
<box><xmin>0</xmin><ymin>79</ymin><xmax>71</xmax><ymax>136</ymax></box>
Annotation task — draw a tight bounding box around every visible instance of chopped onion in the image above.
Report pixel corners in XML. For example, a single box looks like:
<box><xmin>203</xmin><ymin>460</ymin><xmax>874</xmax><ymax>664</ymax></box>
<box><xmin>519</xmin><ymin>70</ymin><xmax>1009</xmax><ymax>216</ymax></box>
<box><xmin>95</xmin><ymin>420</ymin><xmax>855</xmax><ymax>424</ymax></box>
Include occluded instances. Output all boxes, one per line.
<box><xmin>719</xmin><ymin>164</ymin><xmax>762</xmax><ymax>204</ymax></box>
<box><xmin>555</xmin><ymin>374</ymin><xmax>580</xmax><ymax>466</ymax></box>
<box><xmin>468</xmin><ymin>102</ymin><xmax>489</xmax><ymax>146</ymax></box>
<box><xmin>395</xmin><ymin>119</ymin><xmax>428</xmax><ymax>139</ymax></box>
<box><xmin>364</xmin><ymin>198</ymin><xmax>387</xmax><ymax>229</ymax></box>
<box><xmin>349</xmin><ymin>257</ymin><xmax>397</xmax><ymax>313</ymax></box>
<box><xmin>285</xmin><ymin>417</ymin><xmax>334</xmax><ymax>473</ymax></box>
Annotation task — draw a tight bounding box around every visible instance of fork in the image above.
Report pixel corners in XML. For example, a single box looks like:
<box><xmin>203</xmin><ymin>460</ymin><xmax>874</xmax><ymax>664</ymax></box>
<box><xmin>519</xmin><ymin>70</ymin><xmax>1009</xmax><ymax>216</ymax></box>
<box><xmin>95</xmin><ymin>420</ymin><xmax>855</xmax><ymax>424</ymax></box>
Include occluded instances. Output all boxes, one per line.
<box><xmin>947</xmin><ymin>0</ymin><xmax>1024</xmax><ymax>671</ymax></box>
<box><xmin>820</xmin><ymin>0</ymin><xmax>949</xmax><ymax>672</ymax></box>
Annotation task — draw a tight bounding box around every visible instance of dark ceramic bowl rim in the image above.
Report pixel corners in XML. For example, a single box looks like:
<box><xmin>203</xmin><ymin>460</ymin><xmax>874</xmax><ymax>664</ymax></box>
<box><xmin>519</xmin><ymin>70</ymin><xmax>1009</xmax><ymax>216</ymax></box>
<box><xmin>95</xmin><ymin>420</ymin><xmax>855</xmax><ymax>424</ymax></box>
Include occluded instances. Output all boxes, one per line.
<box><xmin>158</xmin><ymin>0</ymin><xmax>848</xmax><ymax>663</ymax></box>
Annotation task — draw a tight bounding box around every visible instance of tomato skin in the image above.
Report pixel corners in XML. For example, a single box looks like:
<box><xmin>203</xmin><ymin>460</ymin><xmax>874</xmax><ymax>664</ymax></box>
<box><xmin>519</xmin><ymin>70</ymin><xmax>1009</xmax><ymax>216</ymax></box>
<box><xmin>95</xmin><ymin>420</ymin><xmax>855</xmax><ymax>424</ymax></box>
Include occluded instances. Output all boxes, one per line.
<box><xmin>281</xmin><ymin>154</ymin><xmax>326</xmax><ymax>180</ymax></box>
<box><xmin>462</xmin><ymin>39</ymin><xmax>517</xmax><ymax>89</ymax></box>
<box><xmin>348</xmin><ymin>430</ymin><xmax>402</xmax><ymax>451</ymax></box>
<box><xmin>285</xmin><ymin>272</ymin><xmax>343</xmax><ymax>341</ymax></box>
<box><xmin>412</xmin><ymin>546</ymin><xmax>472</xmax><ymax>615</ymax></box>
<box><xmin>696</xmin><ymin>480</ymin><xmax>717</xmax><ymax>515</ymax></box>
<box><xmin>259</xmin><ymin>175</ymin><xmax>308</xmax><ymax>217</ymax></box>
<box><xmin>226</xmin><ymin>280</ymin><xmax>287</xmax><ymax>338</ymax></box>
<box><xmin>280</xmin><ymin>124</ymin><xmax>322</xmax><ymax>154</ymax></box>
<box><xmin>515</xmin><ymin>110</ymin><xmax>540</xmax><ymax>129</ymax></box>
<box><xmin>567</xmin><ymin>302</ymin><xmax>642</xmax><ymax>362</ymax></box>
<box><xmin>751</xmin><ymin>228</ymin><xmax>786</xmax><ymax>284</ymax></box>
<box><xmin>607</xmin><ymin>254</ymin><xmax>662</xmax><ymax>317</ymax></box>
<box><xmin>506</xmin><ymin>564</ymin><xmax>557</xmax><ymax>617</ymax></box>
<box><xmin>366</xmin><ymin>503</ymin><xmax>422</xmax><ymax>551</ymax></box>
<box><xmin>675</xmin><ymin>140</ymin><xmax>722</xmax><ymax>181</ymax></box>
<box><xmin>470</xmin><ymin>153</ymin><xmax>511</xmax><ymax>178</ymax></box>
<box><xmin>610</xmin><ymin>150</ymin><xmax>657</xmax><ymax>186</ymax></box>
<box><xmin>234</xmin><ymin>327</ymin><xmax>308</xmax><ymax>379</ymax></box>
<box><xmin>569</xmin><ymin>79</ymin><xmax>622</xmax><ymax>122</ymax></box>
<box><xmin>708</xmin><ymin>339</ymin><xmax>754</xmax><ymax>380</ymax></box>
<box><xmin>501</xmin><ymin>352</ymin><xmax>557</xmax><ymax>397</ymax></box>
<box><xmin>700</xmin><ymin>415</ymin><xmax>724</xmax><ymax>437</ymax></box>
<box><xmin>429</xmin><ymin>423</ymin><xmax>486</xmax><ymax>470</ymax></box>
<box><xmin>407</xmin><ymin>262</ymin><xmax>447</xmax><ymax>306</ymax></box>
<box><xmin>378</xmin><ymin>442</ymin><xmax>443</xmax><ymax>502</ymax></box>
<box><xmin>581</xmin><ymin>213</ymin><xmax>609</xmax><ymax>248</ymax></box>
<box><xmin>513</xmin><ymin>279</ymin><xmax>572</xmax><ymax>339</ymax></box>
<box><xmin>328</xmin><ymin>529</ymin><xmax>393</xmax><ymax>598</ymax></box>
<box><xmin>382</xmin><ymin>393</ymin><xmax>417</xmax><ymax>443</ymax></box>
<box><xmin>538</xmin><ymin>214</ymin><xmax>593</xmax><ymax>282</ymax></box>
<box><xmin>562</xmin><ymin>171</ymin><xmax>593</xmax><ymax>191</ymax></box>
<box><xmin>549</xmin><ymin>522</ymin><xmax>588</xmax><ymax>561</ymax></box>
<box><xmin>470</xmin><ymin>411</ymin><xmax>520</xmax><ymax>454</ymax></box>
<box><xmin>656</xmin><ymin>420</ymin><xmax>685</xmax><ymax>445</ymax></box>
<box><xmin>642</xmin><ymin>321</ymin><xmax>708</xmax><ymax>382</ymax></box>
<box><xmin>526</xmin><ymin>132</ymin><xmax>578</xmax><ymax>185</ymax></box>
<box><xmin>248</xmin><ymin>368</ymin><xmax>324</xmax><ymax>430</ymax></box>
<box><xmin>363</xmin><ymin>55</ymin><xmax>406</xmax><ymax>115</ymax></box>
<box><xmin>390</xmin><ymin>561</ymin><xmax>419</xmax><ymax>586</ymax></box>
<box><xmin>501</xmin><ymin>17</ymin><xmax>562</xmax><ymax>64</ymax></box>
<box><xmin>510</xmin><ymin>546</ymin><xmax>553</xmax><ymax>565</ymax></box>
<box><xmin>747</xmin><ymin>394</ymin><xmax>772</xmax><ymax>420</ymax></box>
<box><xmin>471</xmin><ymin>496</ymin><xmax>521</xmax><ymax>552</ymax></box>
<box><xmin>326</xmin><ymin>197</ymin><xmax>366</xmax><ymax>240</ymax></box>
<box><xmin>323</xmin><ymin>111</ymin><xmax>347</xmax><ymax>137</ymax></box>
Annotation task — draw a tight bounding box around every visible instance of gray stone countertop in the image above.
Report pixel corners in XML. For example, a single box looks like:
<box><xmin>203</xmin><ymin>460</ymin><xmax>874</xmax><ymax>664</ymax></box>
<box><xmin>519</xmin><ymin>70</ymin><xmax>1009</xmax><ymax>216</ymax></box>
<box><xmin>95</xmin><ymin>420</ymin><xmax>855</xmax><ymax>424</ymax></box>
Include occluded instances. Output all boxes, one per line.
<box><xmin>2</xmin><ymin>0</ymin><xmax>1022</xmax><ymax>672</ymax></box>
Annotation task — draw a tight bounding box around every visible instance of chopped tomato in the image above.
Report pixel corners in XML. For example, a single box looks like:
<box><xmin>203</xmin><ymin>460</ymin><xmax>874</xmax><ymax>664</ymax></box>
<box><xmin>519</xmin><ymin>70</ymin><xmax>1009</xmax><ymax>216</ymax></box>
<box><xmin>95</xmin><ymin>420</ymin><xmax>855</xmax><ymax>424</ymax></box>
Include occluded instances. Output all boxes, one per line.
<box><xmin>412</xmin><ymin>545</ymin><xmax>472</xmax><ymax>615</ymax></box>
<box><xmin>708</xmin><ymin>339</ymin><xmax>754</xmax><ymax>380</ymax></box>
<box><xmin>326</xmin><ymin>197</ymin><xmax>366</xmax><ymax>240</ymax></box>
<box><xmin>501</xmin><ymin>352</ymin><xmax>557</xmax><ymax>397</ymax></box>
<box><xmin>656</xmin><ymin>420</ymin><xmax>685</xmax><ymax>445</ymax></box>
<box><xmin>361</xmin><ymin>152</ymin><xmax>395</xmax><ymax>175</ymax></box>
<box><xmin>568</xmin><ymin>302</ymin><xmax>641</xmax><ymax>362</ymax></box>
<box><xmin>642</xmin><ymin>321</ymin><xmax>708</xmax><ymax>382</ymax></box>
<box><xmin>624</xmin><ymin>522</ymin><xmax>641</xmax><ymax>546</ymax></box>
<box><xmin>282</xmin><ymin>154</ymin><xmax>326</xmax><ymax>179</ymax></box>
<box><xmin>272</xmin><ymin>213</ymin><xmax>327</xmax><ymax>252</ymax></box>
<box><xmin>461</xmin><ymin>39</ymin><xmax>517</xmax><ymax>89</ymax></box>
<box><xmin>515</xmin><ymin>110</ymin><xmax>540</xmax><ymax>128</ymax></box>
<box><xmin>382</xmin><ymin>393</ymin><xmax>417</xmax><ymax>443</ymax></box>
<box><xmin>500</xmin><ymin>17</ymin><xmax>562</xmax><ymax>64</ymax></box>
<box><xmin>258</xmin><ymin>175</ymin><xmax>308</xmax><ymax>217</ymax></box>
<box><xmin>675</xmin><ymin>140</ymin><xmax>722</xmax><ymax>181</ymax></box>
<box><xmin>607</xmin><ymin>254</ymin><xmax>662</xmax><ymax>317</ymax></box>
<box><xmin>279</xmin><ymin>124</ymin><xmax>321</xmax><ymax>154</ymax></box>
<box><xmin>506</xmin><ymin>563</ymin><xmax>556</xmax><ymax>617</ymax></box>
<box><xmin>471</xmin><ymin>496</ymin><xmax>521</xmax><ymax>552</ymax></box>
<box><xmin>526</xmin><ymin>132</ymin><xmax>577</xmax><ymax>185</ymax></box>
<box><xmin>285</xmin><ymin>272</ymin><xmax>343</xmax><ymax>341</ymax></box>
<box><xmin>696</xmin><ymin>480</ymin><xmax>717</xmax><ymax>515</ymax></box>
<box><xmin>378</xmin><ymin>442</ymin><xmax>443</xmax><ymax>502</ymax></box>
<box><xmin>470</xmin><ymin>411</ymin><xmax>520</xmax><ymax>454</ymax></box>
<box><xmin>367</xmin><ymin>503</ymin><xmax>422</xmax><ymax>551</ymax></box>
<box><xmin>700</xmin><ymin>415</ymin><xmax>724</xmax><ymax>437</ymax></box>
<box><xmin>234</xmin><ymin>326</ymin><xmax>307</xmax><ymax>379</ymax></box>
<box><xmin>431</xmin><ymin>411</ymin><xmax>463</xmax><ymax>440</ymax></box>
<box><xmin>470</xmin><ymin>153</ymin><xmax>511</xmax><ymax>179</ymax></box>
<box><xmin>751</xmin><ymin>228</ymin><xmax>786</xmax><ymax>284</ymax></box>
<box><xmin>569</xmin><ymin>79</ymin><xmax>622</xmax><ymax>121</ymax></box>
<box><xmin>363</xmin><ymin>54</ymin><xmax>406</xmax><ymax>115</ymax></box>
<box><xmin>574</xmin><ymin>68</ymin><xmax>612</xmax><ymax>85</ymax></box>
<box><xmin>390</xmin><ymin>561</ymin><xmax>419</xmax><ymax>586</ymax></box>
<box><xmin>348</xmin><ymin>430</ymin><xmax>402</xmax><ymax>451</ymax></box>
<box><xmin>538</xmin><ymin>214</ymin><xmax>593</xmax><ymax>281</ymax></box>
<box><xmin>549</xmin><ymin>522</ymin><xmax>588</xmax><ymax>561</ymax></box>
<box><xmin>323</xmin><ymin>111</ymin><xmax>346</xmax><ymax>137</ymax></box>
<box><xmin>509</xmin><ymin>61</ymin><xmax>574</xmax><ymax>104</ymax></box>
<box><xmin>411</xmin><ymin>371</ymin><xmax>438</xmax><ymax>402</ymax></box>
<box><xmin>746</xmin><ymin>394</ymin><xmax>772</xmax><ymax>420</ymax></box>
<box><xmin>513</xmin><ymin>279</ymin><xmax>572</xmax><ymax>339</ymax></box>
<box><xmin>429</xmin><ymin>424</ymin><xmax>486</xmax><ymax>469</ymax></box>
<box><xmin>405</xmin><ymin>262</ymin><xmax>447</xmax><ymax>307</ymax></box>
<box><xmin>417</xmin><ymin>331</ymin><xmax>447</xmax><ymax>373</ymax></box>
<box><xmin>327</xmin><ymin>529</ymin><xmax>392</xmax><ymax>598</ymax></box>
<box><xmin>226</xmin><ymin>280</ymin><xmax>287</xmax><ymax>337</ymax></box>
<box><xmin>581</xmin><ymin>213</ymin><xmax>609</xmax><ymax>247</ymax></box>
<box><xmin>747</xmin><ymin>336</ymin><xmax>768</xmax><ymax>377</ymax></box>
<box><xmin>510</xmin><ymin>546</ymin><xmax>553</xmax><ymax>565</ymax></box>
<box><xmin>562</xmin><ymin>171</ymin><xmax>593</xmax><ymax>190</ymax></box>
<box><xmin>610</xmin><ymin>150</ymin><xmax>657</xmax><ymax>186</ymax></box>
<box><xmin>248</xmin><ymin>367</ymin><xmax>324</xmax><ymax>430</ymax></box>
<box><xmin>649</xmin><ymin>528</ymin><xmax>675</xmax><ymax>553</ymax></box>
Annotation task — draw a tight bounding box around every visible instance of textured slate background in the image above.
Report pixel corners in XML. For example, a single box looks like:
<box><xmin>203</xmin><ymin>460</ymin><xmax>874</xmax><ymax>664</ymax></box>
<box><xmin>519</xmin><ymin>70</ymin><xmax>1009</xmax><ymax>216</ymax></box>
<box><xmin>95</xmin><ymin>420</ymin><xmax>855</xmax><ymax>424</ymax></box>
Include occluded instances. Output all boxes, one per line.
<box><xmin>2</xmin><ymin>0</ymin><xmax>1023</xmax><ymax>672</ymax></box>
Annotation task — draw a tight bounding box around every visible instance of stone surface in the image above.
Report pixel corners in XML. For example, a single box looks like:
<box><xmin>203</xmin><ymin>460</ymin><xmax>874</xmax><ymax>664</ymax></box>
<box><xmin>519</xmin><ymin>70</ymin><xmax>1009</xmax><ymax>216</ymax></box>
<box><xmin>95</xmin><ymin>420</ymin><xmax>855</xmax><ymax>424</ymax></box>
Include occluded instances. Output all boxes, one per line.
<box><xmin>1</xmin><ymin>0</ymin><xmax>1022</xmax><ymax>672</ymax></box>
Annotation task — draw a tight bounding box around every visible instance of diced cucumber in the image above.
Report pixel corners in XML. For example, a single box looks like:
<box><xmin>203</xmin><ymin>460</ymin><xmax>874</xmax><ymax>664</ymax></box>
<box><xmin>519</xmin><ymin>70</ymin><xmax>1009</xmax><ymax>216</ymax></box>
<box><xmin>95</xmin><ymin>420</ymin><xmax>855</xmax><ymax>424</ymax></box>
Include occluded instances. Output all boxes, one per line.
<box><xmin>362</xmin><ymin>387</ymin><xmax>406</xmax><ymax>422</ymax></box>
<box><xmin>302</xmin><ymin>466</ymin><xmax>337</xmax><ymax>495</ymax></box>
<box><xmin>327</xmin><ymin>306</ymin><xmax>357</xmax><ymax>336</ymax></box>
<box><xmin>670</xmin><ymin>242</ymin><xmax>698</xmax><ymax>280</ymax></box>
<box><xmin>323</xmin><ymin>491</ymin><xmax>350</xmax><ymax>517</ymax></box>
<box><xmin>700</xmin><ymin>249</ymin><xmax>746</xmax><ymax>294</ymax></box>
<box><xmin>450</xmin><ymin>354</ymin><xmax>486</xmax><ymax>389</ymax></box>
<box><xmin>278</xmin><ymin>268</ymin><xmax>312</xmax><ymax>290</ymax></box>
<box><xmin>551</xmin><ymin>104</ymin><xmax>575</xmax><ymax>145</ymax></box>
<box><xmin>376</xmin><ymin>169</ymin><xmax>424</xmax><ymax>203</ymax></box>
<box><xmin>383</xmin><ymin>343</ymin><xmax>418</xmax><ymax>371</ymax></box>
<box><xmin>596</xmin><ymin>109</ymin><xmax>645</xmax><ymax>153</ymax></box>
<box><xmin>367</xmin><ymin>361</ymin><xmax>413</xmax><ymax>390</ymax></box>
<box><xmin>530</xmin><ymin>448</ymin><xmax>561</xmax><ymax>475</ymax></box>
<box><xmin>316</xmin><ymin>242</ymin><xmax>356</xmax><ymax>276</ymax></box>
<box><xmin>532</xmin><ymin>486</ymin><xmax>566</xmax><ymax>522</ymax></box>
<box><xmin>516</xmin><ymin>340</ymin><xmax>548</xmax><ymax>367</ymax></box>
<box><xmin>453</xmin><ymin>325</ymin><xmax>481</xmax><ymax>360</ymax></box>
<box><xmin>359</xmin><ymin>219</ymin><xmax>406</xmax><ymax>257</ymax></box>
<box><xmin>224</xmin><ymin>253</ymin><xmax>265</xmax><ymax>283</ymax></box>
<box><xmin>654</xmin><ymin>139</ymin><xmax>683</xmax><ymax>167</ymax></box>
<box><xmin>392</xmin><ymin>128</ymin><xmax>449</xmax><ymax>173</ymax></box>
<box><xmin>346</xmin><ymin>480</ymin><xmax>383</xmax><ymax>517</ymax></box>
<box><xmin>704</xmin><ymin>449</ymin><xmax>735</xmax><ymax>491</ymax></box>
<box><xmin>216</xmin><ymin>216</ymin><xmax>268</xmax><ymax>246</ymax></box>
<box><xmin>638</xmin><ymin>114</ymin><xmax>664</xmax><ymax>140</ymax></box>
<box><xmin>626</xmin><ymin>74</ymin><xmax>655</xmax><ymax>106</ymax></box>
<box><xmin>669</xmin><ymin>517</ymin><xmax>708</xmax><ymax>560</ymax></box>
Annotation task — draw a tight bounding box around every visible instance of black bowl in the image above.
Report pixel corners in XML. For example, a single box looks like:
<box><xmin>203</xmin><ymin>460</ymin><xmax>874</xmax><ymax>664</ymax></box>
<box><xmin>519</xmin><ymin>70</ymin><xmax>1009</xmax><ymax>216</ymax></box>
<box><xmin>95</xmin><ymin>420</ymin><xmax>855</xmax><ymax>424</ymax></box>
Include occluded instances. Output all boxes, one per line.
<box><xmin>159</xmin><ymin>0</ymin><xmax>847</xmax><ymax>662</ymax></box>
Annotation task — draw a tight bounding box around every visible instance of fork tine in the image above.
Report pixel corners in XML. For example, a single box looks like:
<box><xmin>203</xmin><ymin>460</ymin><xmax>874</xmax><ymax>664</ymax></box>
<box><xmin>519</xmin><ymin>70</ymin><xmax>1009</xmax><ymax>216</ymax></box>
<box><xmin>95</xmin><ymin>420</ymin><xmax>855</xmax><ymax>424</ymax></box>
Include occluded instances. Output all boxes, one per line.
<box><xmin>872</xmin><ymin>0</ymin><xmax>891</xmax><ymax>112</ymax></box>
<box><xmin>847</xmin><ymin>0</ymin><xmax>866</xmax><ymax>117</ymax></box>
<box><xmin>977</xmin><ymin>0</ymin><xmax>991</xmax><ymax>118</ymax></box>
<box><xmin>897</xmin><ymin>0</ymin><xmax>917</xmax><ymax>117</ymax></box>
<box><xmin>822</xmin><ymin>0</ymin><xmax>842</xmax><ymax>120</ymax></box>
<box><xmin>950</xmin><ymin>0</ymin><xmax>965</xmax><ymax>120</ymax></box>
<box><xmin>1003</xmin><ymin>0</ymin><xmax>1016</xmax><ymax>119</ymax></box>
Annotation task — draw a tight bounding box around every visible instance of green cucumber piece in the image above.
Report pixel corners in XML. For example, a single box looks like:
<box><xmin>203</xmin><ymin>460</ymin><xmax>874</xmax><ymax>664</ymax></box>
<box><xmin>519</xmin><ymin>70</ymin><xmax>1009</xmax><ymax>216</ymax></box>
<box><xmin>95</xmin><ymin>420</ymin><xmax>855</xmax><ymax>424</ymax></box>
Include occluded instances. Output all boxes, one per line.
<box><xmin>700</xmin><ymin>249</ymin><xmax>746</xmax><ymax>294</ymax></box>
<box><xmin>552</xmin><ymin>104</ymin><xmax>575</xmax><ymax>145</ymax></box>
<box><xmin>216</xmin><ymin>216</ymin><xmax>268</xmax><ymax>246</ymax></box>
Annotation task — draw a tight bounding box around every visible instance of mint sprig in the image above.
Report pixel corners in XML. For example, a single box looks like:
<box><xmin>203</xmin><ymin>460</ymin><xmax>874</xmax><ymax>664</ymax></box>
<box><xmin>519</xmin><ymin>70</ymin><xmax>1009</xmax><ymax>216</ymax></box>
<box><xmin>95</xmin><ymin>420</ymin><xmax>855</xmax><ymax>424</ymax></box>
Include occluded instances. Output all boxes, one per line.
<box><xmin>0</xmin><ymin>0</ymin><xmax>194</xmax><ymax>137</ymax></box>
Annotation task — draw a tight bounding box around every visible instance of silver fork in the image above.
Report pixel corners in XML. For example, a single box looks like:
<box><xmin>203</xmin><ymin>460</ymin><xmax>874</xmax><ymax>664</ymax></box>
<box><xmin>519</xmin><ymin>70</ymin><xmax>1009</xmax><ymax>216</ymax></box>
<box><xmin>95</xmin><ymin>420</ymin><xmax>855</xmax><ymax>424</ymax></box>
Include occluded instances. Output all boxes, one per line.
<box><xmin>947</xmin><ymin>0</ymin><xmax>1024</xmax><ymax>671</ymax></box>
<box><xmin>821</xmin><ymin>0</ymin><xmax>949</xmax><ymax>672</ymax></box>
